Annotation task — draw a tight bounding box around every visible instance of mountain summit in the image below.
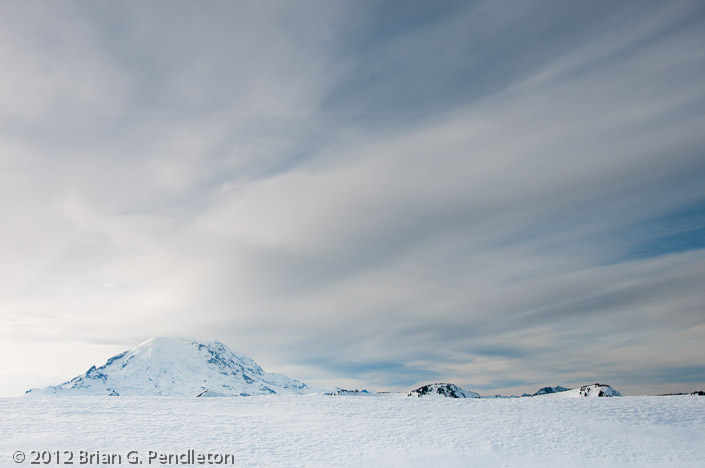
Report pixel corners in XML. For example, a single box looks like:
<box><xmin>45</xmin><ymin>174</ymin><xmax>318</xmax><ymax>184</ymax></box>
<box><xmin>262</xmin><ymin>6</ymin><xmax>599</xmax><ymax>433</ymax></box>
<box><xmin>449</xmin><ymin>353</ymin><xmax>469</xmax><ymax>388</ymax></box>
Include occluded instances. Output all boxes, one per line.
<box><xmin>26</xmin><ymin>337</ymin><xmax>313</xmax><ymax>397</ymax></box>
<box><xmin>407</xmin><ymin>383</ymin><xmax>481</xmax><ymax>398</ymax></box>
<box><xmin>533</xmin><ymin>383</ymin><xmax>622</xmax><ymax>398</ymax></box>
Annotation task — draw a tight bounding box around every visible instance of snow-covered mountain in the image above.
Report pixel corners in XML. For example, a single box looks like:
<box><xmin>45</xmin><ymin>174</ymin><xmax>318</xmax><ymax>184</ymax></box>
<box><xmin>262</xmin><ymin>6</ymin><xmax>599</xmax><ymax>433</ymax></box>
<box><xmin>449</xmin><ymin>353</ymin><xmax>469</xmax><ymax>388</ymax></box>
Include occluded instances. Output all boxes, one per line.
<box><xmin>576</xmin><ymin>383</ymin><xmax>622</xmax><ymax>397</ymax></box>
<box><xmin>26</xmin><ymin>337</ymin><xmax>314</xmax><ymax>397</ymax></box>
<box><xmin>325</xmin><ymin>389</ymin><xmax>378</xmax><ymax>396</ymax></box>
<box><xmin>537</xmin><ymin>383</ymin><xmax>622</xmax><ymax>398</ymax></box>
<box><xmin>532</xmin><ymin>385</ymin><xmax>571</xmax><ymax>396</ymax></box>
<box><xmin>407</xmin><ymin>383</ymin><xmax>480</xmax><ymax>398</ymax></box>
<box><xmin>406</xmin><ymin>383</ymin><xmax>621</xmax><ymax>399</ymax></box>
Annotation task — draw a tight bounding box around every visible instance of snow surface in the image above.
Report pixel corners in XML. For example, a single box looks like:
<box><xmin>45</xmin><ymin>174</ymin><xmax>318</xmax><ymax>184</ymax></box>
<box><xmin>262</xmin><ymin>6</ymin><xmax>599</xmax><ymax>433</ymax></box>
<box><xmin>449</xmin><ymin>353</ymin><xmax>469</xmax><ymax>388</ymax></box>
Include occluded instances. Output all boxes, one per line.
<box><xmin>25</xmin><ymin>337</ymin><xmax>313</xmax><ymax>397</ymax></box>
<box><xmin>2</xmin><ymin>395</ymin><xmax>703</xmax><ymax>467</ymax></box>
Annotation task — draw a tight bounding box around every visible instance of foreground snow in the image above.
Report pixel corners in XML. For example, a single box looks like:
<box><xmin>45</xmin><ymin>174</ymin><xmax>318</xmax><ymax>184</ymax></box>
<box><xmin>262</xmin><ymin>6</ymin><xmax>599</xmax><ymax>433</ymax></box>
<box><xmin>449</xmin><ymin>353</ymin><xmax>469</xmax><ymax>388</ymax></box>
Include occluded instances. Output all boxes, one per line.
<box><xmin>1</xmin><ymin>395</ymin><xmax>704</xmax><ymax>467</ymax></box>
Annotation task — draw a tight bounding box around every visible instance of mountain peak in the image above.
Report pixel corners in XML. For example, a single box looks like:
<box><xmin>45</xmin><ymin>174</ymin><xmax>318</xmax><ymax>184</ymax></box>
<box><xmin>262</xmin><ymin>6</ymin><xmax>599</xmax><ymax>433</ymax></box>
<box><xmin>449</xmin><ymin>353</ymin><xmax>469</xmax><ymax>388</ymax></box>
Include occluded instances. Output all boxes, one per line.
<box><xmin>407</xmin><ymin>383</ymin><xmax>480</xmax><ymax>398</ymax></box>
<box><xmin>532</xmin><ymin>383</ymin><xmax>622</xmax><ymax>398</ymax></box>
<box><xmin>533</xmin><ymin>385</ymin><xmax>571</xmax><ymax>396</ymax></box>
<box><xmin>578</xmin><ymin>383</ymin><xmax>622</xmax><ymax>397</ymax></box>
<box><xmin>27</xmin><ymin>337</ymin><xmax>311</xmax><ymax>397</ymax></box>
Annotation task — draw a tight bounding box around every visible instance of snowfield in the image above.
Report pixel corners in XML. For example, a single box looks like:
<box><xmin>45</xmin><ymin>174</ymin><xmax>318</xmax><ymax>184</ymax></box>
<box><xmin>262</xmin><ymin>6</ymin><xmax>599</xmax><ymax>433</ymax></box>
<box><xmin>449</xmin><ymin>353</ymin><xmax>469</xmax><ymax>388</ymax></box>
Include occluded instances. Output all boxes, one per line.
<box><xmin>2</xmin><ymin>395</ymin><xmax>704</xmax><ymax>467</ymax></box>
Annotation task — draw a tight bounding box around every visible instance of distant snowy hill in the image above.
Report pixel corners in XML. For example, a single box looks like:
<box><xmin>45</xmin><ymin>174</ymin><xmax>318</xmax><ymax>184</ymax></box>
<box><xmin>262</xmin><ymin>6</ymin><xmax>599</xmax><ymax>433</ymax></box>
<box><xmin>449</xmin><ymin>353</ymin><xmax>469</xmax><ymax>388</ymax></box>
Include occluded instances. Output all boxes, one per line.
<box><xmin>26</xmin><ymin>337</ymin><xmax>313</xmax><ymax>397</ymax></box>
<box><xmin>658</xmin><ymin>391</ymin><xmax>705</xmax><ymax>396</ymax></box>
<box><xmin>325</xmin><ymin>389</ymin><xmax>378</xmax><ymax>396</ymax></box>
<box><xmin>406</xmin><ymin>383</ymin><xmax>620</xmax><ymax>399</ymax></box>
<box><xmin>407</xmin><ymin>383</ymin><xmax>481</xmax><ymax>398</ymax></box>
<box><xmin>576</xmin><ymin>383</ymin><xmax>622</xmax><ymax>397</ymax></box>
<box><xmin>532</xmin><ymin>386</ymin><xmax>571</xmax><ymax>396</ymax></box>
<box><xmin>537</xmin><ymin>383</ymin><xmax>622</xmax><ymax>398</ymax></box>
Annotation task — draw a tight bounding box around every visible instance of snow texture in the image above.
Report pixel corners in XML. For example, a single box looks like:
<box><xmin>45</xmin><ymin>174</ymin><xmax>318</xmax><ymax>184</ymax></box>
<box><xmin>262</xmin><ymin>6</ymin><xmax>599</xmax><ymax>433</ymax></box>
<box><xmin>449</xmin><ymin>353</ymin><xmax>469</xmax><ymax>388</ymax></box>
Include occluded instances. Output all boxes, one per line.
<box><xmin>2</xmin><ymin>395</ymin><xmax>704</xmax><ymax>467</ymax></box>
<box><xmin>25</xmin><ymin>337</ymin><xmax>312</xmax><ymax>397</ymax></box>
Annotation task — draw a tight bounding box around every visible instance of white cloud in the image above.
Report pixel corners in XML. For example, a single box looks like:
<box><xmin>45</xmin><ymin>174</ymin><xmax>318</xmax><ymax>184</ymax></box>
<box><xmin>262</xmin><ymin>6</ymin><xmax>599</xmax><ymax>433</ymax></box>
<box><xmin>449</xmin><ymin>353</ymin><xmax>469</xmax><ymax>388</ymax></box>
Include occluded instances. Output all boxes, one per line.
<box><xmin>1</xmin><ymin>1</ymin><xmax>704</xmax><ymax>396</ymax></box>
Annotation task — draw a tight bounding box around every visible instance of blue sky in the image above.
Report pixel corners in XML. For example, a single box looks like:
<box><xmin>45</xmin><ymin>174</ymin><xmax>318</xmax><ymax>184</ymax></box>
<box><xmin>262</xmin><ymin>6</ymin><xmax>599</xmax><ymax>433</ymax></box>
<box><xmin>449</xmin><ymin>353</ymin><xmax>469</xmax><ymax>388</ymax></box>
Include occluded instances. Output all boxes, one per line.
<box><xmin>0</xmin><ymin>0</ymin><xmax>704</xmax><ymax>396</ymax></box>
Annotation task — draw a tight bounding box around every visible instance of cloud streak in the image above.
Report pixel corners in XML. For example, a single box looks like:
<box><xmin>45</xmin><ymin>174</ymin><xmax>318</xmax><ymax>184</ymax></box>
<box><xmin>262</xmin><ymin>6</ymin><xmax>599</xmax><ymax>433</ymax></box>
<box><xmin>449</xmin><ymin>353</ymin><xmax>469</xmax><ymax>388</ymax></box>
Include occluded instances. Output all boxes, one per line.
<box><xmin>1</xmin><ymin>0</ymin><xmax>704</xmax><ymax>396</ymax></box>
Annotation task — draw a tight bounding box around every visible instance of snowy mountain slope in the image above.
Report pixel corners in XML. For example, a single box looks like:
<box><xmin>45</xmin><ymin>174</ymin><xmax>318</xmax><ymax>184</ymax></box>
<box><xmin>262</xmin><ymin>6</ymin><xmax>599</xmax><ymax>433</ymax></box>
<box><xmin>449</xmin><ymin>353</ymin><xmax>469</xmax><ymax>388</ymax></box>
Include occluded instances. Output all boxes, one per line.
<box><xmin>26</xmin><ymin>337</ymin><xmax>314</xmax><ymax>397</ymax></box>
<box><xmin>325</xmin><ymin>389</ymin><xmax>378</xmax><ymax>396</ymax></box>
<box><xmin>532</xmin><ymin>386</ymin><xmax>571</xmax><ymax>396</ymax></box>
<box><xmin>537</xmin><ymin>383</ymin><xmax>622</xmax><ymax>398</ymax></box>
<box><xmin>407</xmin><ymin>383</ymin><xmax>481</xmax><ymax>398</ymax></box>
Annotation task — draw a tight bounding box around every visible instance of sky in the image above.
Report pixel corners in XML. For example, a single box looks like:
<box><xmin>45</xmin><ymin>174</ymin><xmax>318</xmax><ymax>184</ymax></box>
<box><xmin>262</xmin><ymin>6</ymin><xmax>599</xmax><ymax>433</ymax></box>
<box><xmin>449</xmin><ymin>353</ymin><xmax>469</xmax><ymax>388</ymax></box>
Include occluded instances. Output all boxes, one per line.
<box><xmin>1</xmin><ymin>0</ymin><xmax>704</xmax><ymax>397</ymax></box>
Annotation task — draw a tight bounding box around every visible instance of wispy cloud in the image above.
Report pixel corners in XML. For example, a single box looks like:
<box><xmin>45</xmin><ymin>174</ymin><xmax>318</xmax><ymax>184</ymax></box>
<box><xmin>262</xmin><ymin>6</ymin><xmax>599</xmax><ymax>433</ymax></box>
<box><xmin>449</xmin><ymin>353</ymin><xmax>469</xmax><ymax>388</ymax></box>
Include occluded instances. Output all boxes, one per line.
<box><xmin>1</xmin><ymin>0</ymin><xmax>704</xmax><ymax>396</ymax></box>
